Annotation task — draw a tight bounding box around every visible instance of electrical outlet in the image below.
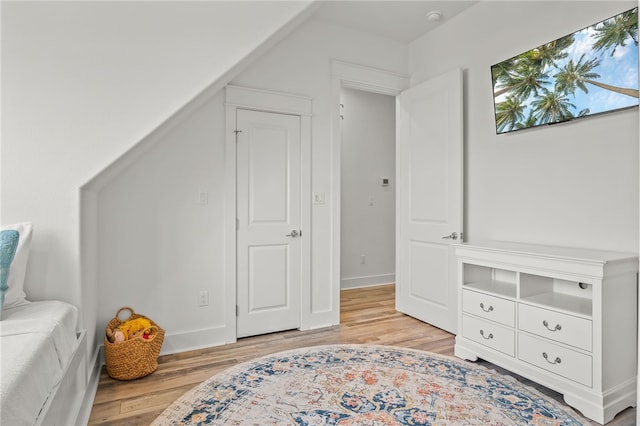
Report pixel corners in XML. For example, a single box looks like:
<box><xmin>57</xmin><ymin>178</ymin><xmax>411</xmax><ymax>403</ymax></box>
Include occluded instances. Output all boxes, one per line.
<box><xmin>360</xmin><ymin>255</ymin><xmax>366</xmax><ymax>264</ymax></box>
<box><xmin>199</xmin><ymin>291</ymin><xmax>209</xmax><ymax>307</ymax></box>
<box><xmin>199</xmin><ymin>191</ymin><xmax>208</xmax><ymax>205</ymax></box>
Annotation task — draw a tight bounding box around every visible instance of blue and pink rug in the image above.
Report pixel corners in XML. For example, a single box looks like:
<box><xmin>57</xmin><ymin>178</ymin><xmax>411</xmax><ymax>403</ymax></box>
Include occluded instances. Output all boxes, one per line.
<box><xmin>152</xmin><ymin>344</ymin><xmax>587</xmax><ymax>425</ymax></box>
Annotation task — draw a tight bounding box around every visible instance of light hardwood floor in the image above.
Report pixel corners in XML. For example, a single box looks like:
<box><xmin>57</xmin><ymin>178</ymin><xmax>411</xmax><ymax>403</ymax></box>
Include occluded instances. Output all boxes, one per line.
<box><xmin>88</xmin><ymin>284</ymin><xmax>635</xmax><ymax>425</ymax></box>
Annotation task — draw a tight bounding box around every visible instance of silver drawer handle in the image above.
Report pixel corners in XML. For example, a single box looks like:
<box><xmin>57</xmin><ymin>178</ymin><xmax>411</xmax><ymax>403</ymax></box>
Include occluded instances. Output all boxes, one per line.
<box><xmin>479</xmin><ymin>329</ymin><xmax>493</xmax><ymax>340</ymax></box>
<box><xmin>479</xmin><ymin>302</ymin><xmax>494</xmax><ymax>313</ymax></box>
<box><xmin>542</xmin><ymin>352</ymin><xmax>561</xmax><ymax>365</ymax></box>
<box><xmin>542</xmin><ymin>320</ymin><xmax>562</xmax><ymax>332</ymax></box>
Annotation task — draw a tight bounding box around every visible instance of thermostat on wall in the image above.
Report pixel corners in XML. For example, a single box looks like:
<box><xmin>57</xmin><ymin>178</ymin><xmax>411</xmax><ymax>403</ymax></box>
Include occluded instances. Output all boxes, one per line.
<box><xmin>379</xmin><ymin>177</ymin><xmax>390</xmax><ymax>186</ymax></box>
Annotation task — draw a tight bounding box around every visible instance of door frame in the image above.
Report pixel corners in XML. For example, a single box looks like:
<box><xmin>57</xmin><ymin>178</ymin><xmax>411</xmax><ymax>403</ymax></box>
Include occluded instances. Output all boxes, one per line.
<box><xmin>224</xmin><ymin>85</ymin><xmax>312</xmax><ymax>341</ymax></box>
<box><xmin>329</xmin><ymin>60</ymin><xmax>409</xmax><ymax>319</ymax></box>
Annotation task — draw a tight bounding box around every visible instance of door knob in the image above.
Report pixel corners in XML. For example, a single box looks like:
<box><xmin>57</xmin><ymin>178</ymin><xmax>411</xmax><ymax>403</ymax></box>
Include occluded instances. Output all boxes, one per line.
<box><xmin>441</xmin><ymin>232</ymin><xmax>458</xmax><ymax>240</ymax></box>
<box><xmin>286</xmin><ymin>230</ymin><xmax>300</xmax><ymax>238</ymax></box>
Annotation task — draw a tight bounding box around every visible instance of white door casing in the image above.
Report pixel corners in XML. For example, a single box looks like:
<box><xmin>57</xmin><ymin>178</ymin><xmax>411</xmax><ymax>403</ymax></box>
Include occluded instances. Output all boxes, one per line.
<box><xmin>236</xmin><ymin>109</ymin><xmax>302</xmax><ymax>338</ymax></box>
<box><xmin>395</xmin><ymin>68</ymin><xmax>463</xmax><ymax>334</ymax></box>
<box><xmin>329</xmin><ymin>60</ymin><xmax>410</xmax><ymax>327</ymax></box>
<box><xmin>225</xmin><ymin>85</ymin><xmax>311</xmax><ymax>340</ymax></box>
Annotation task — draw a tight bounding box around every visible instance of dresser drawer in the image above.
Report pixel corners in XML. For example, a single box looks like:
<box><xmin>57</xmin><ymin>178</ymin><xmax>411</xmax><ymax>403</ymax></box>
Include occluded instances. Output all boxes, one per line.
<box><xmin>519</xmin><ymin>304</ymin><xmax>592</xmax><ymax>351</ymax></box>
<box><xmin>518</xmin><ymin>333</ymin><xmax>592</xmax><ymax>387</ymax></box>
<box><xmin>462</xmin><ymin>289</ymin><xmax>515</xmax><ymax>327</ymax></box>
<box><xmin>462</xmin><ymin>315</ymin><xmax>515</xmax><ymax>356</ymax></box>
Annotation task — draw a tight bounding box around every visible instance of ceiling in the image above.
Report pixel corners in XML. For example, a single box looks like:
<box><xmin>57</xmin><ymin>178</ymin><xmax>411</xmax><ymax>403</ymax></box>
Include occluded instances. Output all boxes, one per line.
<box><xmin>312</xmin><ymin>1</ymin><xmax>478</xmax><ymax>44</ymax></box>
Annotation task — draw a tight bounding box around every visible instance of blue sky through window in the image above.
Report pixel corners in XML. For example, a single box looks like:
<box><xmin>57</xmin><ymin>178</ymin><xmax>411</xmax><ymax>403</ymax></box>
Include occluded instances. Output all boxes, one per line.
<box><xmin>557</xmin><ymin>27</ymin><xmax>639</xmax><ymax>115</ymax></box>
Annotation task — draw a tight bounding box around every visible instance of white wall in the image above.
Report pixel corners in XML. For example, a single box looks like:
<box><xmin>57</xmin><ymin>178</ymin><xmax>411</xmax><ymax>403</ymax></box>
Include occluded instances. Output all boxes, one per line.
<box><xmin>92</xmin><ymin>18</ymin><xmax>408</xmax><ymax>353</ymax></box>
<box><xmin>340</xmin><ymin>88</ymin><xmax>396</xmax><ymax>288</ymax></box>
<box><xmin>410</xmin><ymin>1</ymin><xmax>639</xmax><ymax>253</ymax></box>
<box><xmin>1</xmin><ymin>0</ymin><xmax>314</xmax><ymax>299</ymax></box>
<box><xmin>95</xmin><ymin>92</ymin><xmax>226</xmax><ymax>352</ymax></box>
<box><xmin>1</xmin><ymin>0</ymin><xmax>315</xmax><ymax>368</ymax></box>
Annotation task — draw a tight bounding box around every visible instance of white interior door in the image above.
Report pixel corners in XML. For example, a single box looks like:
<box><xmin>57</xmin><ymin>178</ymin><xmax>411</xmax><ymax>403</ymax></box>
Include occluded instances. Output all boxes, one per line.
<box><xmin>236</xmin><ymin>109</ymin><xmax>301</xmax><ymax>338</ymax></box>
<box><xmin>395</xmin><ymin>68</ymin><xmax>463</xmax><ymax>334</ymax></box>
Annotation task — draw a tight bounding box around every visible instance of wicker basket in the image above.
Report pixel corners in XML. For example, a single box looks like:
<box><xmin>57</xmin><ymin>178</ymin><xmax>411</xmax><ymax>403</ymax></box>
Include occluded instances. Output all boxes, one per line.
<box><xmin>104</xmin><ymin>306</ymin><xmax>165</xmax><ymax>380</ymax></box>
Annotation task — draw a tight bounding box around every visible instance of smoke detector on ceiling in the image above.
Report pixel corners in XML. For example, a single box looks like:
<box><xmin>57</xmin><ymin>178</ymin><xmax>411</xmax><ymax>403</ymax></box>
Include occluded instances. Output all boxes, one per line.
<box><xmin>426</xmin><ymin>11</ymin><xmax>442</xmax><ymax>22</ymax></box>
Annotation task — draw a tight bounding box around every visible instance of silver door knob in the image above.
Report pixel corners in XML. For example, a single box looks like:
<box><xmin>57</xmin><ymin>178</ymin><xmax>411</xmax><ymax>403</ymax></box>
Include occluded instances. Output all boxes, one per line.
<box><xmin>286</xmin><ymin>230</ymin><xmax>299</xmax><ymax>238</ymax></box>
<box><xmin>441</xmin><ymin>232</ymin><xmax>458</xmax><ymax>240</ymax></box>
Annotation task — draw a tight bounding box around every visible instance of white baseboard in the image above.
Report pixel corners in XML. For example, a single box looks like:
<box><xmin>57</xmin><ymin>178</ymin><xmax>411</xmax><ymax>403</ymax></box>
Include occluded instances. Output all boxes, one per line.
<box><xmin>340</xmin><ymin>273</ymin><xmax>395</xmax><ymax>289</ymax></box>
<box><xmin>160</xmin><ymin>326</ymin><xmax>236</xmax><ymax>356</ymax></box>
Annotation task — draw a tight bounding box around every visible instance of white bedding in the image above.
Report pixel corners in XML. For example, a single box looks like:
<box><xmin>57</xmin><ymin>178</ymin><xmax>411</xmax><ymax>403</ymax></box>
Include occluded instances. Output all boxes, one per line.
<box><xmin>0</xmin><ymin>301</ymin><xmax>79</xmax><ymax>425</ymax></box>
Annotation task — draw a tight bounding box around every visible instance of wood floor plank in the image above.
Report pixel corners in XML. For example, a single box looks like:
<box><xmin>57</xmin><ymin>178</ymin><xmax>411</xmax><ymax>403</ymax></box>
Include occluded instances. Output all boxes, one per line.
<box><xmin>88</xmin><ymin>284</ymin><xmax>635</xmax><ymax>425</ymax></box>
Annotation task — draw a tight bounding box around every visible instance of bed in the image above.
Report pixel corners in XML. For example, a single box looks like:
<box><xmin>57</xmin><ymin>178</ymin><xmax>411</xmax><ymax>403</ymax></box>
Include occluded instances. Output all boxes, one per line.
<box><xmin>0</xmin><ymin>300</ymin><xmax>86</xmax><ymax>425</ymax></box>
<box><xmin>1</xmin><ymin>222</ymin><xmax>88</xmax><ymax>426</ymax></box>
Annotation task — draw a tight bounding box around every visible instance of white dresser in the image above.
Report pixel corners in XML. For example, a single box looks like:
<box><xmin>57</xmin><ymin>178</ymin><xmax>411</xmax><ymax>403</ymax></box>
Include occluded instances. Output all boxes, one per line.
<box><xmin>454</xmin><ymin>241</ymin><xmax>638</xmax><ymax>424</ymax></box>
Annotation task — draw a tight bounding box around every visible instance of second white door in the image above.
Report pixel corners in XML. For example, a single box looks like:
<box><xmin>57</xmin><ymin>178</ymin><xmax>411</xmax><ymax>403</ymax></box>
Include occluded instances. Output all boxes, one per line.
<box><xmin>395</xmin><ymin>69</ymin><xmax>463</xmax><ymax>334</ymax></box>
<box><xmin>236</xmin><ymin>109</ymin><xmax>301</xmax><ymax>338</ymax></box>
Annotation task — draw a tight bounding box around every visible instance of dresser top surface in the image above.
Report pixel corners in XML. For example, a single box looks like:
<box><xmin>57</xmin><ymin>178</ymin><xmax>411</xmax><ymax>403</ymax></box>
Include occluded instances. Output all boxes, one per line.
<box><xmin>456</xmin><ymin>241</ymin><xmax>638</xmax><ymax>264</ymax></box>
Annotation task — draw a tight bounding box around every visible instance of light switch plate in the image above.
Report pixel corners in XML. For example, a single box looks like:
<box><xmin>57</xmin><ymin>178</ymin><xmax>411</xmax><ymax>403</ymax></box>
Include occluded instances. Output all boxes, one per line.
<box><xmin>199</xmin><ymin>191</ymin><xmax>209</xmax><ymax>205</ymax></box>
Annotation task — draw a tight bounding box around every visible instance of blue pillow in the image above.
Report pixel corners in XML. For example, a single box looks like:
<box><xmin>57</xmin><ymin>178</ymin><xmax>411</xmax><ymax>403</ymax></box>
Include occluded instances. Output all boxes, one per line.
<box><xmin>0</xmin><ymin>230</ymin><xmax>20</xmax><ymax>317</ymax></box>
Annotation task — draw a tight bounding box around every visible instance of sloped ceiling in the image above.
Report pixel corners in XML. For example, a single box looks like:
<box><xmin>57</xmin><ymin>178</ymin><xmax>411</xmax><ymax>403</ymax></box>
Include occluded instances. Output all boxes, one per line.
<box><xmin>78</xmin><ymin>1</ymin><xmax>319</xmax><ymax>190</ymax></box>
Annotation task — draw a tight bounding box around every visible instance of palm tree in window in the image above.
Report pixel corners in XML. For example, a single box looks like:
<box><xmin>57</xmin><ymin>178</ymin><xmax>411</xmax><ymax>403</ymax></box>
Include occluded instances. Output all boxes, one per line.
<box><xmin>495</xmin><ymin>96</ymin><xmax>526</xmax><ymax>132</ymax></box>
<box><xmin>527</xmin><ymin>35</ymin><xmax>574</xmax><ymax>70</ymax></box>
<box><xmin>514</xmin><ymin>110</ymin><xmax>538</xmax><ymax>130</ymax></box>
<box><xmin>493</xmin><ymin>37</ymin><xmax>571</xmax><ymax>99</ymax></box>
<box><xmin>531</xmin><ymin>89</ymin><xmax>575</xmax><ymax>124</ymax></box>
<box><xmin>493</xmin><ymin>63</ymin><xmax>550</xmax><ymax>99</ymax></box>
<box><xmin>592</xmin><ymin>7</ymin><xmax>638</xmax><ymax>55</ymax></box>
<box><xmin>554</xmin><ymin>54</ymin><xmax>639</xmax><ymax>98</ymax></box>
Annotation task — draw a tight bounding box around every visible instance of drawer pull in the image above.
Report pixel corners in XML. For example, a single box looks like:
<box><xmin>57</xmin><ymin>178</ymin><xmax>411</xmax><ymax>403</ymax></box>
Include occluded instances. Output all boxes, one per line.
<box><xmin>479</xmin><ymin>302</ymin><xmax>494</xmax><ymax>313</ymax></box>
<box><xmin>542</xmin><ymin>320</ymin><xmax>562</xmax><ymax>332</ymax></box>
<box><xmin>479</xmin><ymin>329</ymin><xmax>493</xmax><ymax>340</ymax></box>
<box><xmin>542</xmin><ymin>352</ymin><xmax>562</xmax><ymax>365</ymax></box>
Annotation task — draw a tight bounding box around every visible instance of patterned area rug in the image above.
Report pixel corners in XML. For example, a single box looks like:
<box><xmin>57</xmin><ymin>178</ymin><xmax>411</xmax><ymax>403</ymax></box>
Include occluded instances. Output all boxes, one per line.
<box><xmin>152</xmin><ymin>344</ymin><xmax>587</xmax><ymax>425</ymax></box>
